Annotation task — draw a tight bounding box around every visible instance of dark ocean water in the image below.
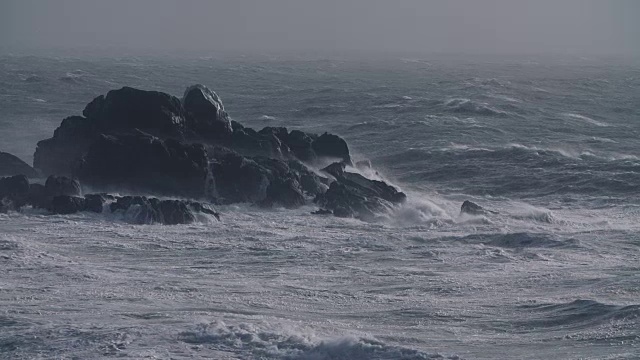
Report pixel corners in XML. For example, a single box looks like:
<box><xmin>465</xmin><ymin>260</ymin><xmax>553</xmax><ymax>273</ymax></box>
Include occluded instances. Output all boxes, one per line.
<box><xmin>0</xmin><ymin>53</ymin><xmax>639</xmax><ymax>359</ymax></box>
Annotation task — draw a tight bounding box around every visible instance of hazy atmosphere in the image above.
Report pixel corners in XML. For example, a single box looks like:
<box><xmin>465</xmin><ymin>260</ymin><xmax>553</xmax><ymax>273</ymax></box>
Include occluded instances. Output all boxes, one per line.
<box><xmin>2</xmin><ymin>0</ymin><xmax>639</xmax><ymax>56</ymax></box>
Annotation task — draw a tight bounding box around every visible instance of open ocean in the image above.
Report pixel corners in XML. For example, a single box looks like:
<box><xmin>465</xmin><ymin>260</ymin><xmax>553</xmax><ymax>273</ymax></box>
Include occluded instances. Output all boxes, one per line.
<box><xmin>1</xmin><ymin>52</ymin><xmax>639</xmax><ymax>359</ymax></box>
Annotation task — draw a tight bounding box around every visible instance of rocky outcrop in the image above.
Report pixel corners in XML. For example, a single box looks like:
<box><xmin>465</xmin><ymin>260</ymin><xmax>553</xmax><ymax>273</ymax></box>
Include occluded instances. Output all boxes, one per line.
<box><xmin>29</xmin><ymin>84</ymin><xmax>404</xmax><ymax>221</ymax></box>
<box><xmin>0</xmin><ymin>152</ymin><xmax>38</xmax><ymax>177</ymax></box>
<box><xmin>182</xmin><ymin>84</ymin><xmax>232</xmax><ymax>138</ymax></box>
<box><xmin>315</xmin><ymin>164</ymin><xmax>406</xmax><ymax>220</ymax></box>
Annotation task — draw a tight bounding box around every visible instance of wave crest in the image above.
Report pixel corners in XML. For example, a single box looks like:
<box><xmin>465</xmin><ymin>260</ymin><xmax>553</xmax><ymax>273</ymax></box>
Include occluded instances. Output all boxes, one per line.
<box><xmin>179</xmin><ymin>321</ymin><xmax>458</xmax><ymax>359</ymax></box>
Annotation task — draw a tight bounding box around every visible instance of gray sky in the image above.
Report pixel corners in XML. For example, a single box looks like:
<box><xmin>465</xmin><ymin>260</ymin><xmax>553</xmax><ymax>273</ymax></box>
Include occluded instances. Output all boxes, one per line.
<box><xmin>1</xmin><ymin>0</ymin><xmax>638</xmax><ymax>56</ymax></box>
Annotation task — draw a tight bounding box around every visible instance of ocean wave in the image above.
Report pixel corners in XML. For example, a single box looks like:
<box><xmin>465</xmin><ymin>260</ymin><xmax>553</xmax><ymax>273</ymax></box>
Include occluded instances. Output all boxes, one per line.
<box><xmin>452</xmin><ymin>232</ymin><xmax>578</xmax><ymax>249</ymax></box>
<box><xmin>562</xmin><ymin>113</ymin><xmax>609</xmax><ymax>127</ymax></box>
<box><xmin>443</xmin><ymin>98</ymin><xmax>509</xmax><ymax>117</ymax></box>
<box><xmin>179</xmin><ymin>321</ymin><xmax>459</xmax><ymax>360</ymax></box>
<box><xmin>517</xmin><ymin>299</ymin><xmax>640</xmax><ymax>330</ymax></box>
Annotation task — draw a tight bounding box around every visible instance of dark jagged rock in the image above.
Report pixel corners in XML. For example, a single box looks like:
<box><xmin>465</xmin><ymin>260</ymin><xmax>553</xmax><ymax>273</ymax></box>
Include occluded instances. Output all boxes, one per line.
<box><xmin>78</xmin><ymin>131</ymin><xmax>212</xmax><ymax>199</ymax></box>
<box><xmin>0</xmin><ymin>175</ymin><xmax>30</xmax><ymax>212</ymax></box>
<box><xmin>230</xmin><ymin>126</ymin><xmax>291</xmax><ymax>159</ymax></box>
<box><xmin>285</xmin><ymin>130</ymin><xmax>317</xmax><ymax>163</ymax></box>
<box><xmin>187</xmin><ymin>202</ymin><xmax>221</xmax><ymax>221</ymax></box>
<box><xmin>182</xmin><ymin>84</ymin><xmax>232</xmax><ymax>138</ymax></box>
<box><xmin>51</xmin><ymin>195</ymin><xmax>86</xmax><ymax>215</ymax></box>
<box><xmin>287</xmin><ymin>160</ymin><xmax>328</xmax><ymax>196</ymax></box>
<box><xmin>29</xmin><ymin>85</ymin><xmax>410</xmax><ymax>222</ymax></box>
<box><xmin>321</xmin><ymin>161</ymin><xmax>346</xmax><ymax>178</ymax></box>
<box><xmin>84</xmin><ymin>194</ymin><xmax>113</xmax><ymax>213</ymax></box>
<box><xmin>83</xmin><ymin>87</ymin><xmax>186</xmax><ymax>136</ymax></box>
<box><xmin>211</xmin><ymin>151</ymin><xmax>270</xmax><ymax>204</ymax></box>
<box><xmin>312</xmin><ymin>132</ymin><xmax>351</xmax><ymax>164</ymax></box>
<box><xmin>0</xmin><ymin>152</ymin><xmax>38</xmax><ymax>177</ymax></box>
<box><xmin>159</xmin><ymin>200</ymin><xmax>196</xmax><ymax>225</ymax></box>
<box><xmin>109</xmin><ymin>195</ymin><xmax>219</xmax><ymax>225</ymax></box>
<box><xmin>34</xmin><ymin>116</ymin><xmax>97</xmax><ymax>176</ymax></box>
<box><xmin>311</xmin><ymin>209</ymin><xmax>332</xmax><ymax>215</ymax></box>
<box><xmin>45</xmin><ymin>175</ymin><xmax>81</xmax><ymax>198</ymax></box>
<box><xmin>35</xmin><ymin>87</ymin><xmax>186</xmax><ymax>176</ymax></box>
<box><xmin>262</xmin><ymin>178</ymin><xmax>306</xmax><ymax>209</ymax></box>
<box><xmin>315</xmin><ymin>171</ymin><xmax>406</xmax><ymax>220</ymax></box>
<box><xmin>460</xmin><ymin>200</ymin><xmax>497</xmax><ymax>215</ymax></box>
<box><xmin>110</xmin><ymin>196</ymin><xmax>162</xmax><ymax>224</ymax></box>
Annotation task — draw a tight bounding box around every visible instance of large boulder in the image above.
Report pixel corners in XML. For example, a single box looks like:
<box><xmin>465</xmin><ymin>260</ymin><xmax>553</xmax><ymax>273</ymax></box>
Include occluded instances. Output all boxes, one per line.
<box><xmin>312</xmin><ymin>132</ymin><xmax>351</xmax><ymax>165</ymax></box>
<box><xmin>34</xmin><ymin>87</ymin><xmax>186</xmax><ymax>176</ymax></box>
<box><xmin>83</xmin><ymin>87</ymin><xmax>186</xmax><ymax>136</ymax></box>
<box><xmin>0</xmin><ymin>152</ymin><xmax>38</xmax><ymax>177</ymax></box>
<box><xmin>78</xmin><ymin>131</ymin><xmax>212</xmax><ymax>199</ymax></box>
<box><xmin>0</xmin><ymin>175</ymin><xmax>30</xmax><ymax>212</ymax></box>
<box><xmin>51</xmin><ymin>196</ymin><xmax>86</xmax><ymax>215</ymax></box>
<box><xmin>182</xmin><ymin>84</ymin><xmax>232</xmax><ymax>138</ymax></box>
<box><xmin>45</xmin><ymin>175</ymin><xmax>81</xmax><ymax>198</ymax></box>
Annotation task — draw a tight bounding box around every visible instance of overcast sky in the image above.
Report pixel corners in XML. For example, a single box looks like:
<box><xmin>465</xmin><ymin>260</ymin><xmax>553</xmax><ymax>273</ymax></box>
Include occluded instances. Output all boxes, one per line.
<box><xmin>1</xmin><ymin>0</ymin><xmax>638</xmax><ymax>56</ymax></box>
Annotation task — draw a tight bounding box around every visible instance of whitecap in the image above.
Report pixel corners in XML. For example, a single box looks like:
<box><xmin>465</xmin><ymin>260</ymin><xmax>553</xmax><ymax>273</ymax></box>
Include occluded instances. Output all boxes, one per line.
<box><xmin>562</xmin><ymin>113</ymin><xmax>609</xmax><ymax>127</ymax></box>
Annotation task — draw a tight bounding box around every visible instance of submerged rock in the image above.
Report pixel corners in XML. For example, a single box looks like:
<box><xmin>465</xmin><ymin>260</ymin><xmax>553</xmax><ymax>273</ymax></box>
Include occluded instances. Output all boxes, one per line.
<box><xmin>460</xmin><ymin>200</ymin><xmax>497</xmax><ymax>215</ymax></box>
<box><xmin>0</xmin><ymin>152</ymin><xmax>38</xmax><ymax>177</ymax></box>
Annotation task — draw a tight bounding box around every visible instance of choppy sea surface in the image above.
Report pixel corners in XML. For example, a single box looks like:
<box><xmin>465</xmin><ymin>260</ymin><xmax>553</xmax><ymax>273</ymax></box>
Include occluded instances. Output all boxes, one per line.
<box><xmin>1</xmin><ymin>53</ymin><xmax>639</xmax><ymax>359</ymax></box>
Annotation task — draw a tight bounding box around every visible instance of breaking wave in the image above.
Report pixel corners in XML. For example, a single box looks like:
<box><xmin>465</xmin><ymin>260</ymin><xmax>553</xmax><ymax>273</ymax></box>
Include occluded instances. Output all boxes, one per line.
<box><xmin>443</xmin><ymin>98</ymin><xmax>509</xmax><ymax>117</ymax></box>
<box><xmin>179</xmin><ymin>321</ymin><xmax>460</xmax><ymax>360</ymax></box>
